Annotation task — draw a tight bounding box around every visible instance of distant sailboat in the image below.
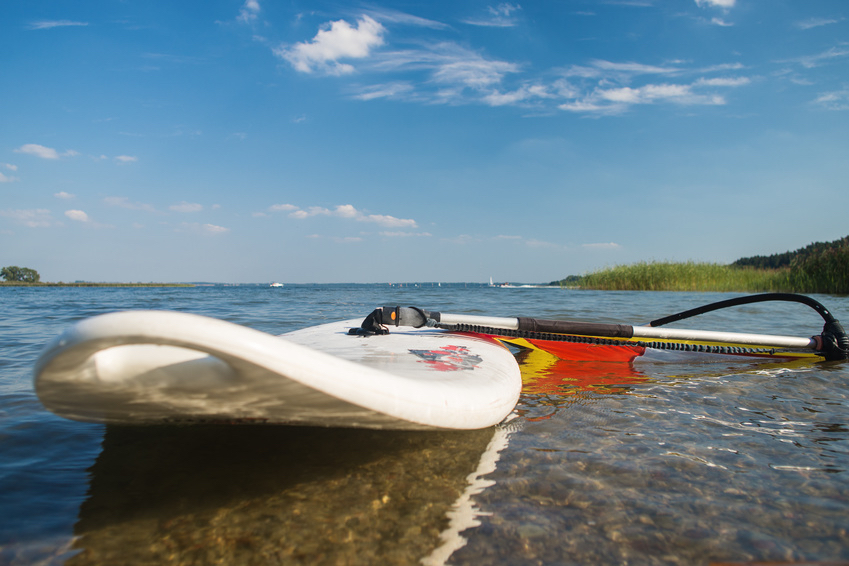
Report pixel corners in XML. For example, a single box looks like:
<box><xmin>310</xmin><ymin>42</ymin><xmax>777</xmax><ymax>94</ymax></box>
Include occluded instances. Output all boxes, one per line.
<box><xmin>270</xmin><ymin>282</ymin><xmax>284</xmax><ymax>288</ymax></box>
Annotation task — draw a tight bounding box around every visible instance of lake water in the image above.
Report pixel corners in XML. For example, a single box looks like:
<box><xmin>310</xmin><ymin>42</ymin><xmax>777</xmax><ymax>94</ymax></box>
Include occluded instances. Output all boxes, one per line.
<box><xmin>2</xmin><ymin>285</ymin><xmax>848</xmax><ymax>565</ymax></box>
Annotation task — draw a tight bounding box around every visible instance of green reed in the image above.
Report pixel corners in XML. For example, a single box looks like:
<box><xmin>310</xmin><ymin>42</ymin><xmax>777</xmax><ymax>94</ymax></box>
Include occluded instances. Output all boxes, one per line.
<box><xmin>786</xmin><ymin>246</ymin><xmax>849</xmax><ymax>294</ymax></box>
<box><xmin>574</xmin><ymin>262</ymin><xmax>779</xmax><ymax>292</ymax></box>
<box><xmin>570</xmin><ymin>259</ymin><xmax>845</xmax><ymax>294</ymax></box>
<box><xmin>564</xmin><ymin>236</ymin><xmax>849</xmax><ymax>294</ymax></box>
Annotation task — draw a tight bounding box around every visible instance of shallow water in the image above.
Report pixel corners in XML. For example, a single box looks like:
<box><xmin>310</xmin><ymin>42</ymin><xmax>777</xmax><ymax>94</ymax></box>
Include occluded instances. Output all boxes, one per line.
<box><xmin>1</xmin><ymin>285</ymin><xmax>848</xmax><ymax>565</ymax></box>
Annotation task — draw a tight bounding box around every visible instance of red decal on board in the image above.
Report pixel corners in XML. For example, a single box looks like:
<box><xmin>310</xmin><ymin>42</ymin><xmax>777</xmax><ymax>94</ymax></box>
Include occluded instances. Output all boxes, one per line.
<box><xmin>410</xmin><ymin>345</ymin><xmax>482</xmax><ymax>372</ymax></box>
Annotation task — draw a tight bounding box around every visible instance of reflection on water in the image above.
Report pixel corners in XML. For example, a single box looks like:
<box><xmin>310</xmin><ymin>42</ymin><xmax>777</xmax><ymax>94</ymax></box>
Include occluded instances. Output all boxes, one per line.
<box><xmin>452</xmin><ymin>356</ymin><xmax>849</xmax><ymax>565</ymax></box>
<box><xmin>516</xmin><ymin>347</ymin><xmax>650</xmax><ymax>397</ymax></box>
<box><xmin>69</xmin><ymin>425</ymin><xmax>495</xmax><ymax>565</ymax></box>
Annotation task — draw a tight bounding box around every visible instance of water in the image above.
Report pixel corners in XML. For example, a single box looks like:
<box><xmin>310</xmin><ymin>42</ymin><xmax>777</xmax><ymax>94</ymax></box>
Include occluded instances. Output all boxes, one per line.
<box><xmin>2</xmin><ymin>285</ymin><xmax>848</xmax><ymax>565</ymax></box>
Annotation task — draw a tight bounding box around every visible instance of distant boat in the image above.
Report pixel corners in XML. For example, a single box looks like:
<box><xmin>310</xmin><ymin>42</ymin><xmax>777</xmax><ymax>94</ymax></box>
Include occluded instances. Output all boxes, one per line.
<box><xmin>270</xmin><ymin>282</ymin><xmax>284</xmax><ymax>288</ymax></box>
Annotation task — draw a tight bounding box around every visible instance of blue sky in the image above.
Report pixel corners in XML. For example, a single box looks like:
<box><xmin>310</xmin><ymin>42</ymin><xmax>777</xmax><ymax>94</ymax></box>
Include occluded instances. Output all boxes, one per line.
<box><xmin>2</xmin><ymin>0</ymin><xmax>847</xmax><ymax>283</ymax></box>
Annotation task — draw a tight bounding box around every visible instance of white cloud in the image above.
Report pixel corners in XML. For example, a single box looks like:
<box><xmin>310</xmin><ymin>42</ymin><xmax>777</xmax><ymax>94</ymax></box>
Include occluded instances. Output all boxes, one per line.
<box><xmin>54</xmin><ymin>191</ymin><xmax>75</xmax><ymax>199</ymax></box>
<box><xmin>333</xmin><ymin>204</ymin><xmax>360</xmax><ymax>219</ymax></box>
<box><xmin>269</xmin><ymin>203</ymin><xmax>299</xmax><ymax>212</ymax></box>
<box><xmin>0</xmin><ymin>209</ymin><xmax>53</xmax><ymax>228</ymax></box>
<box><xmin>431</xmin><ymin>52</ymin><xmax>519</xmax><ymax>89</ymax></box>
<box><xmin>203</xmin><ymin>223</ymin><xmax>230</xmax><ymax>234</ymax></box>
<box><xmin>2</xmin><ymin>163</ymin><xmax>17</xmax><ymax>171</ymax></box>
<box><xmin>360</xmin><ymin>213</ymin><xmax>417</xmax><ymax>228</ymax></box>
<box><xmin>179</xmin><ymin>222</ymin><xmax>231</xmax><ymax>235</ymax></box>
<box><xmin>597</xmin><ymin>83</ymin><xmax>723</xmax><ymax>106</ymax></box>
<box><xmin>558</xmin><ymin>99</ymin><xmax>613</xmax><ymax>114</ymax></box>
<box><xmin>15</xmin><ymin>143</ymin><xmax>78</xmax><ymax>159</ymax></box>
<box><xmin>699</xmin><ymin>63</ymin><xmax>745</xmax><ymax>73</ymax></box>
<box><xmin>557</xmin><ymin>57</ymin><xmax>748</xmax><ymax>114</ymax></box>
<box><xmin>290</xmin><ymin>206</ymin><xmax>332</xmax><ymax>219</ymax></box>
<box><xmin>353</xmin><ymin>42</ymin><xmax>523</xmax><ymax>105</ymax></box>
<box><xmin>275</xmin><ymin>16</ymin><xmax>386</xmax><ymax>75</ymax></box>
<box><xmin>695</xmin><ymin>0</ymin><xmax>735</xmax><ymax>8</ymax></box>
<box><xmin>333</xmin><ymin>204</ymin><xmax>417</xmax><ymax>227</ymax></box>
<box><xmin>276</xmin><ymin>203</ymin><xmax>418</xmax><ymax>228</ymax></box>
<box><xmin>28</xmin><ymin>20</ymin><xmax>88</xmax><ymax>30</ymax></box>
<box><xmin>463</xmin><ymin>4</ymin><xmax>522</xmax><ymax>28</ymax></box>
<box><xmin>169</xmin><ymin>202</ymin><xmax>203</xmax><ymax>213</ymax></box>
<box><xmin>586</xmin><ymin>60</ymin><xmax>681</xmax><ymax>76</ymax></box>
<box><xmin>0</xmin><ymin>172</ymin><xmax>18</xmax><ymax>183</ymax></box>
<box><xmin>710</xmin><ymin>17</ymin><xmax>733</xmax><ymax>27</ymax></box>
<box><xmin>237</xmin><ymin>0</ymin><xmax>260</xmax><ymax>24</ymax></box>
<box><xmin>261</xmin><ymin>11</ymin><xmax>752</xmax><ymax>114</ymax></box>
<box><xmin>786</xmin><ymin>46</ymin><xmax>849</xmax><ymax>69</ymax></box>
<box><xmin>695</xmin><ymin>77</ymin><xmax>750</xmax><ymax>87</ymax></box>
<box><xmin>65</xmin><ymin>210</ymin><xmax>90</xmax><ymax>222</ymax></box>
<box><xmin>351</xmin><ymin>82</ymin><xmax>415</xmax><ymax>101</ymax></box>
<box><xmin>363</xmin><ymin>8</ymin><xmax>447</xmax><ymax>30</ymax></box>
<box><xmin>796</xmin><ymin>17</ymin><xmax>842</xmax><ymax>30</ymax></box>
<box><xmin>114</xmin><ymin>155</ymin><xmax>138</xmax><ymax>163</ymax></box>
<box><xmin>814</xmin><ymin>89</ymin><xmax>849</xmax><ymax>111</ymax></box>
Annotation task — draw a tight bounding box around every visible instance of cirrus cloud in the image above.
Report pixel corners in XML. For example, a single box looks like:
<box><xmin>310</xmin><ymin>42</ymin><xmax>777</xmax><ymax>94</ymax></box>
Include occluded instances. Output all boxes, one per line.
<box><xmin>463</xmin><ymin>3</ymin><xmax>522</xmax><ymax>28</ymax></box>
<box><xmin>814</xmin><ymin>89</ymin><xmax>849</xmax><ymax>111</ymax></box>
<box><xmin>0</xmin><ymin>209</ymin><xmax>53</xmax><ymax>228</ymax></box>
<box><xmin>15</xmin><ymin>143</ymin><xmax>79</xmax><ymax>160</ymax></box>
<box><xmin>258</xmin><ymin>8</ymin><xmax>756</xmax><ymax>115</ymax></box>
<box><xmin>695</xmin><ymin>0</ymin><xmax>735</xmax><ymax>8</ymax></box>
<box><xmin>269</xmin><ymin>203</ymin><xmax>418</xmax><ymax>228</ymax></box>
<box><xmin>179</xmin><ymin>222</ymin><xmax>231</xmax><ymax>235</ymax></box>
<box><xmin>28</xmin><ymin>20</ymin><xmax>88</xmax><ymax>30</ymax></box>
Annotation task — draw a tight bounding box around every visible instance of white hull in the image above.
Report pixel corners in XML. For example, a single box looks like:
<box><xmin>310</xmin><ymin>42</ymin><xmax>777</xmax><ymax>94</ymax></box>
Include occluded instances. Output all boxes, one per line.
<box><xmin>34</xmin><ymin>311</ymin><xmax>521</xmax><ymax>430</ymax></box>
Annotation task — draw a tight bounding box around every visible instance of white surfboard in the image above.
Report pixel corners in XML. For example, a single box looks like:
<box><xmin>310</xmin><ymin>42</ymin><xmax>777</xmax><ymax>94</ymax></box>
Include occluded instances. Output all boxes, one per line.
<box><xmin>34</xmin><ymin>311</ymin><xmax>522</xmax><ymax>430</ymax></box>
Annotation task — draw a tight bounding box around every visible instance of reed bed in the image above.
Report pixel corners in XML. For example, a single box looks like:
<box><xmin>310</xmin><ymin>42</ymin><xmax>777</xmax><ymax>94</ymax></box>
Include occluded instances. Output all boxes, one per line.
<box><xmin>573</xmin><ymin>257</ymin><xmax>847</xmax><ymax>294</ymax></box>
<box><xmin>786</xmin><ymin>246</ymin><xmax>849</xmax><ymax>294</ymax></box>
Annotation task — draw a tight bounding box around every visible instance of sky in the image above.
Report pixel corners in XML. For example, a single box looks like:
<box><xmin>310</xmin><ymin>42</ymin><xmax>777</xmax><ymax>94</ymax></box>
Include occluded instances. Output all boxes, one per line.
<box><xmin>2</xmin><ymin>0</ymin><xmax>848</xmax><ymax>283</ymax></box>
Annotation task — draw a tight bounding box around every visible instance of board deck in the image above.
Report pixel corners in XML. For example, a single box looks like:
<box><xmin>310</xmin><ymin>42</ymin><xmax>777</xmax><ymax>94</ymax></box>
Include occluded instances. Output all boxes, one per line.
<box><xmin>34</xmin><ymin>311</ymin><xmax>522</xmax><ymax>430</ymax></box>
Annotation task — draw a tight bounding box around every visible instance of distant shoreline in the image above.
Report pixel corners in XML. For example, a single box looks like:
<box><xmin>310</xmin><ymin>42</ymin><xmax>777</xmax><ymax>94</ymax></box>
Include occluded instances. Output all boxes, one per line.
<box><xmin>0</xmin><ymin>282</ymin><xmax>195</xmax><ymax>288</ymax></box>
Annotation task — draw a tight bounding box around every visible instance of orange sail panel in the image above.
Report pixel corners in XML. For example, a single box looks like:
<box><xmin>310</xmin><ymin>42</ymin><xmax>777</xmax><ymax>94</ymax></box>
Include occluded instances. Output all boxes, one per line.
<box><xmin>521</xmin><ymin>337</ymin><xmax>644</xmax><ymax>362</ymax></box>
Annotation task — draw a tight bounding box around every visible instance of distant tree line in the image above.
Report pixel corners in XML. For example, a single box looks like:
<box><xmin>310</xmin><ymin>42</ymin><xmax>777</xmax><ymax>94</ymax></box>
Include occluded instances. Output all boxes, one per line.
<box><xmin>1</xmin><ymin>266</ymin><xmax>41</xmax><ymax>283</ymax></box>
<box><xmin>732</xmin><ymin>236</ymin><xmax>849</xmax><ymax>270</ymax></box>
<box><xmin>731</xmin><ymin>236</ymin><xmax>849</xmax><ymax>294</ymax></box>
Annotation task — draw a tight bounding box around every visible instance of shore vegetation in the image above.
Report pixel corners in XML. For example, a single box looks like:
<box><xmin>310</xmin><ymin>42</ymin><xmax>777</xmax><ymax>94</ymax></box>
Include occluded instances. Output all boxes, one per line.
<box><xmin>1</xmin><ymin>266</ymin><xmax>40</xmax><ymax>283</ymax></box>
<box><xmin>556</xmin><ymin>236</ymin><xmax>848</xmax><ymax>294</ymax></box>
<box><xmin>0</xmin><ymin>282</ymin><xmax>194</xmax><ymax>287</ymax></box>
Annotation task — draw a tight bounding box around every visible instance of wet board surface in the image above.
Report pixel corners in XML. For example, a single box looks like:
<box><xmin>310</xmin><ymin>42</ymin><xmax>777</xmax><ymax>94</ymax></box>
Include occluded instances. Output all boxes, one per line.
<box><xmin>34</xmin><ymin>311</ymin><xmax>522</xmax><ymax>430</ymax></box>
